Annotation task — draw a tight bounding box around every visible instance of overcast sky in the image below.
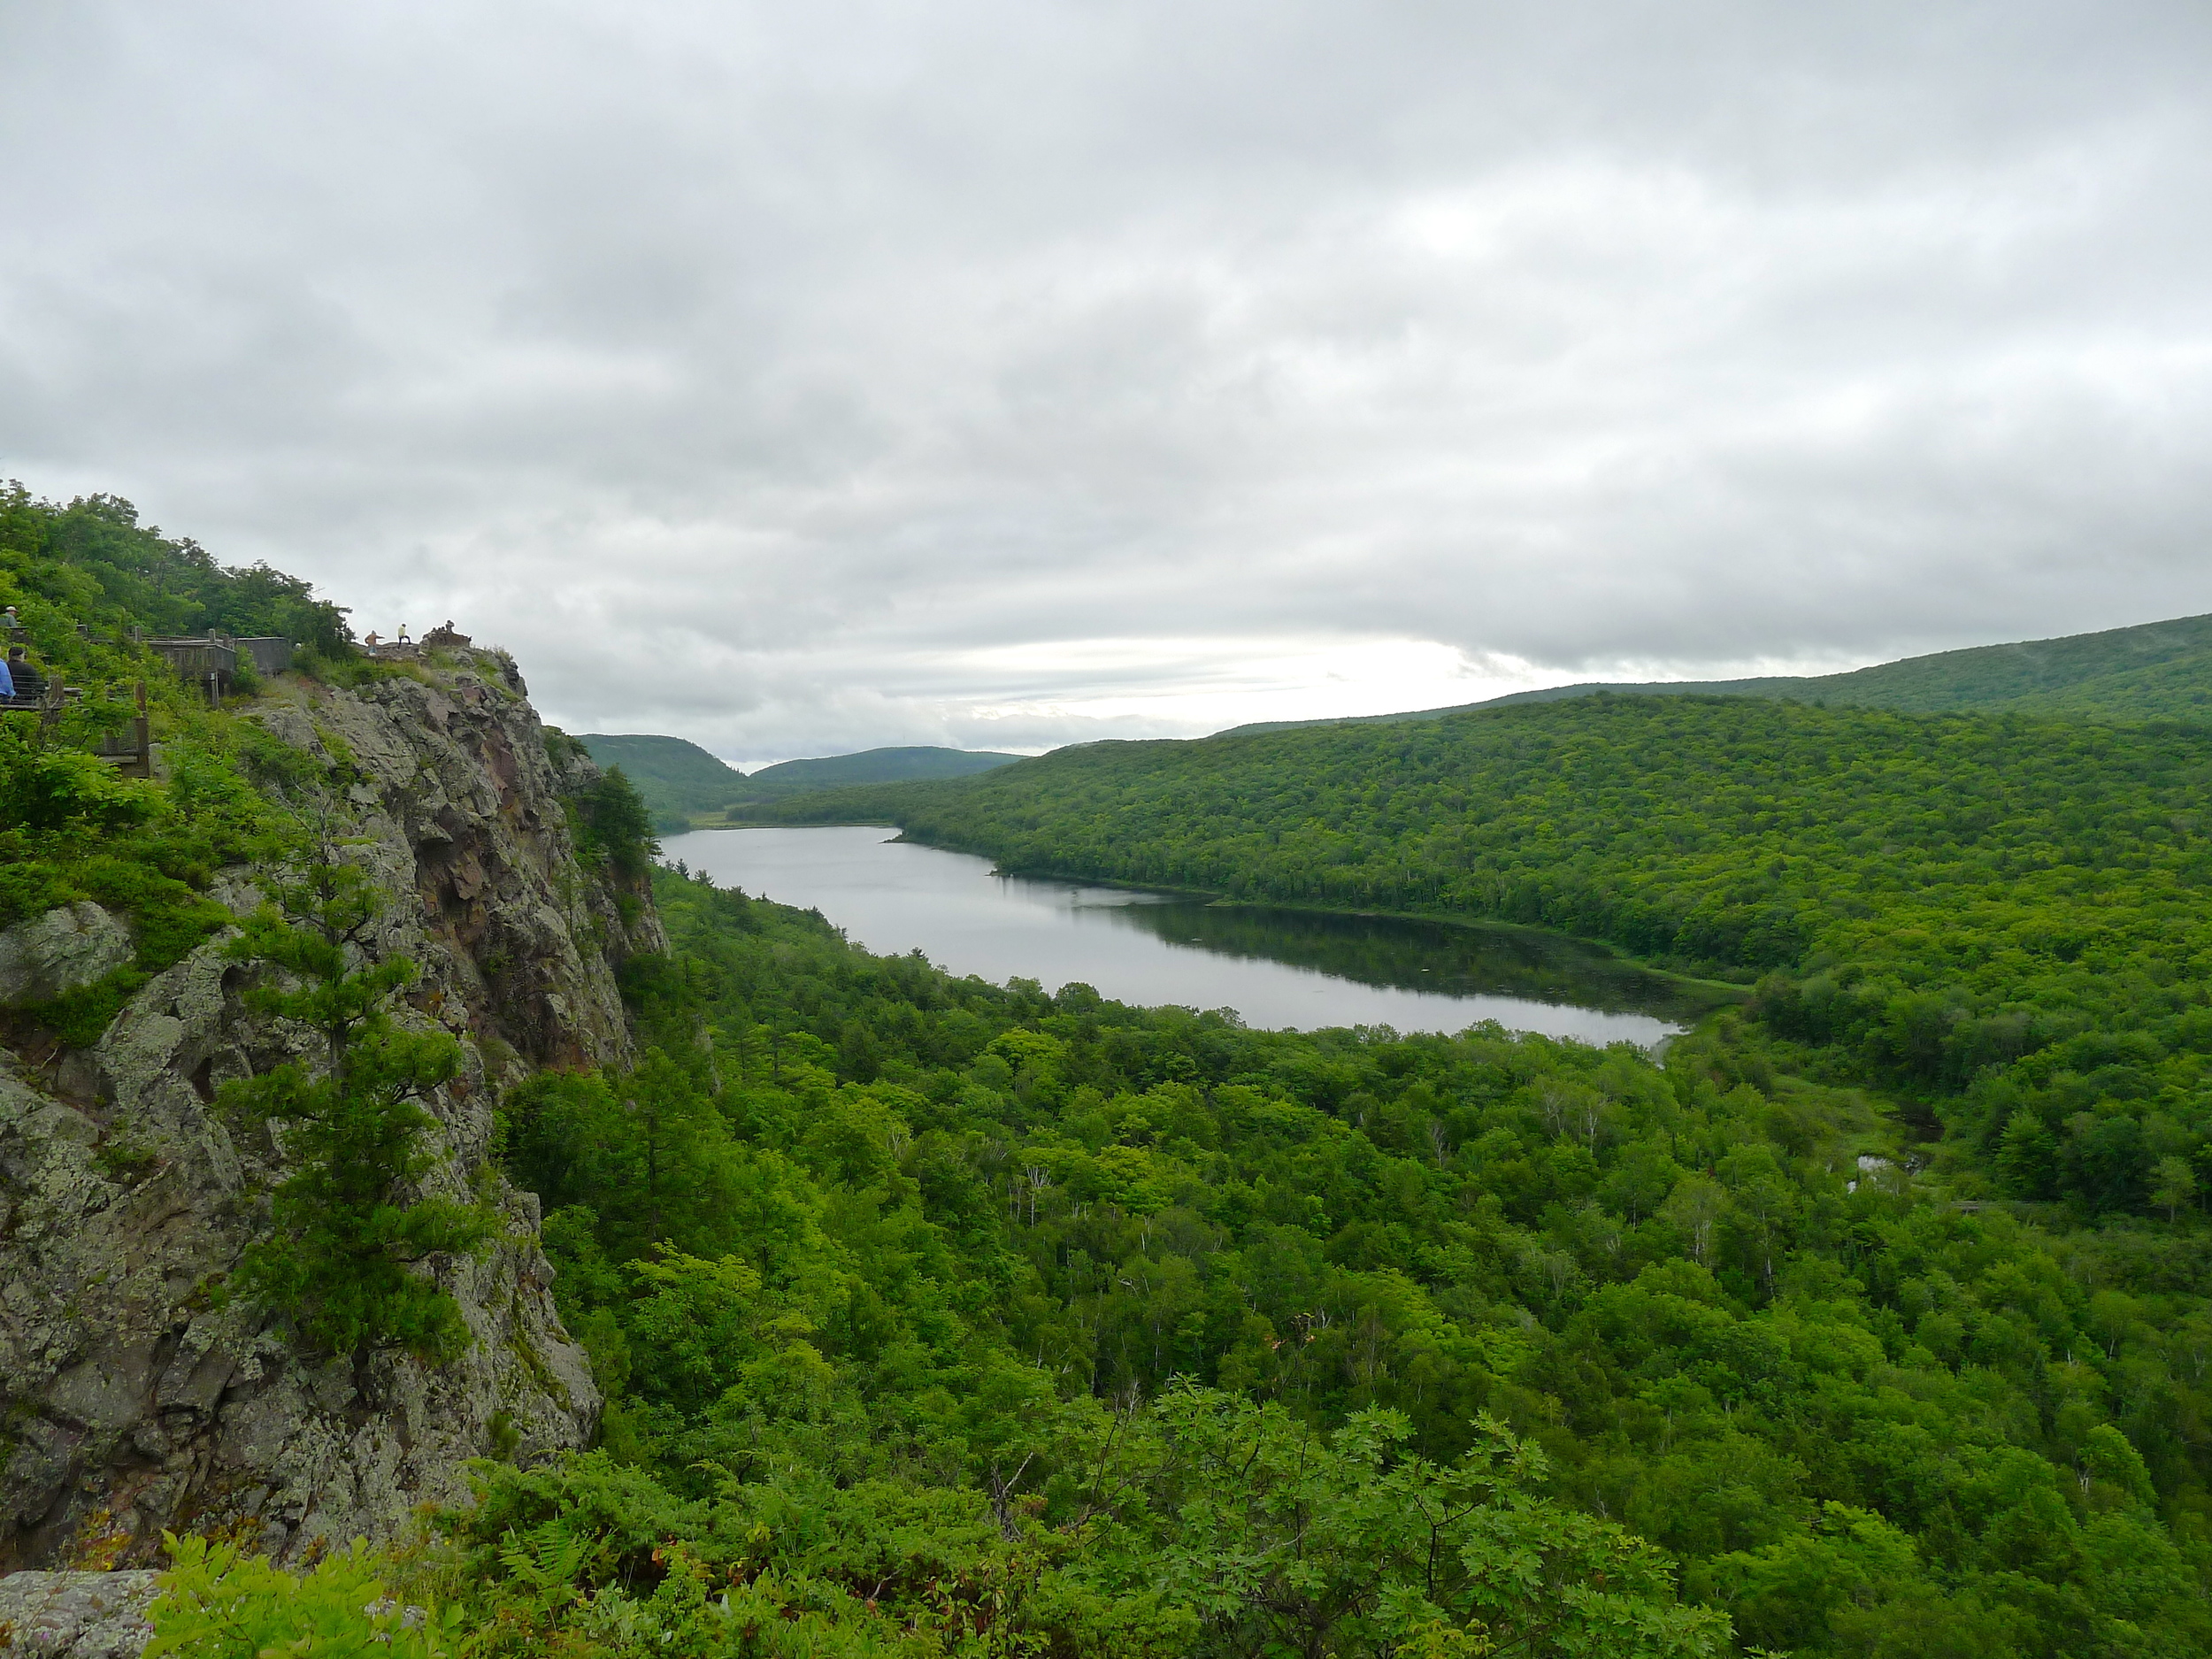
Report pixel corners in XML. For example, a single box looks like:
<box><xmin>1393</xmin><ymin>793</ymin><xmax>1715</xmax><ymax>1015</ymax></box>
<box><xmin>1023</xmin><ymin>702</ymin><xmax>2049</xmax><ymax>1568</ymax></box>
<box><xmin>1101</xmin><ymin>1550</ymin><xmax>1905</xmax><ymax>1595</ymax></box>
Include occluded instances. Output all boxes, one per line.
<box><xmin>4</xmin><ymin>2</ymin><xmax>2209</xmax><ymax>764</ymax></box>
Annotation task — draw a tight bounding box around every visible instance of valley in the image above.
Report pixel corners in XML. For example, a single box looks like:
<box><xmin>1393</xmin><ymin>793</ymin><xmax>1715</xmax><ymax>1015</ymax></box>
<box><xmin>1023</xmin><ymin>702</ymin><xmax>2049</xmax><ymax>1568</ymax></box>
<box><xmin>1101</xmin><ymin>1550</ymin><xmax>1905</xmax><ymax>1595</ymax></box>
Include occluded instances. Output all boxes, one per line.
<box><xmin>2</xmin><ymin>488</ymin><xmax>2208</xmax><ymax>1657</ymax></box>
<box><xmin>663</xmin><ymin>822</ymin><xmax>1720</xmax><ymax>1041</ymax></box>
<box><xmin>578</xmin><ymin>734</ymin><xmax>1020</xmax><ymax>832</ymax></box>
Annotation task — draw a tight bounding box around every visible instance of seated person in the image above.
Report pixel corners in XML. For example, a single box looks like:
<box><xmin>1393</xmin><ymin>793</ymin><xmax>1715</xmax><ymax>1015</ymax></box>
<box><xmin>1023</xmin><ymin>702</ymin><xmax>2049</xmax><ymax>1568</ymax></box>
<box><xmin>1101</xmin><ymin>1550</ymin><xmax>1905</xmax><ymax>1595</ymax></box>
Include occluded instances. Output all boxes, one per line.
<box><xmin>6</xmin><ymin>648</ymin><xmax>44</xmax><ymax>700</ymax></box>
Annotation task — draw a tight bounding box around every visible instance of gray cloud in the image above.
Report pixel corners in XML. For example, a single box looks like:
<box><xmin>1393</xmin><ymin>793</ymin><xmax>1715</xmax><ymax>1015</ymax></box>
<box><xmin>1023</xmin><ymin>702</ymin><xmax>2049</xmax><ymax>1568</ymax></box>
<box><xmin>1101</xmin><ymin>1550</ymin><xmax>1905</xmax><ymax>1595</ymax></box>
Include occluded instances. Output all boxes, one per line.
<box><xmin>4</xmin><ymin>0</ymin><xmax>2210</xmax><ymax>762</ymax></box>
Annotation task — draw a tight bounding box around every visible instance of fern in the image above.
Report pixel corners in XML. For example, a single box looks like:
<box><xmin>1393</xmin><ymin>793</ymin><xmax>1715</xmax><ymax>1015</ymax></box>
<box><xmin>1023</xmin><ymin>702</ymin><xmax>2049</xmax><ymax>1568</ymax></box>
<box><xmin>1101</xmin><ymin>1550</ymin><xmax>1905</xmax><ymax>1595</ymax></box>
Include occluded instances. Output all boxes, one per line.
<box><xmin>145</xmin><ymin>1533</ymin><xmax>465</xmax><ymax>1659</ymax></box>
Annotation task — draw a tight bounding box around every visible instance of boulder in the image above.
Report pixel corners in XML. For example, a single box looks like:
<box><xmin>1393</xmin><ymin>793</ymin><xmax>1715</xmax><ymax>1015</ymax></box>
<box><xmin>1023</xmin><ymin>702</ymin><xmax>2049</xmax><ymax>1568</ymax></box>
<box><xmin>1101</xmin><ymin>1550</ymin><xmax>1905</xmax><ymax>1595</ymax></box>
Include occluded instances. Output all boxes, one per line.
<box><xmin>0</xmin><ymin>1571</ymin><xmax>159</xmax><ymax>1659</ymax></box>
<box><xmin>0</xmin><ymin>907</ymin><xmax>134</xmax><ymax>1008</ymax></box>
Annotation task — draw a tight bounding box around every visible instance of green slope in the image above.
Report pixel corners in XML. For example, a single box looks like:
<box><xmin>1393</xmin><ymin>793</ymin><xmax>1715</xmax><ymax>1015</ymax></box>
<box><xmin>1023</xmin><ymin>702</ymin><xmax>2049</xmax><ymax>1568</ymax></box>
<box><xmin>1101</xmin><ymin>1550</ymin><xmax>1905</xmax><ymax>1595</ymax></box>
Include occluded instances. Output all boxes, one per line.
<box><xmin>575</xmin><ymin>733</ymin><xmax>748</xmax><ymax>829</ymax></box>
<box><xmin>576</xmin><ymin>734</ymin><xmax>1023</xmax><ymax>828</ymax></box>
<box><xmin>473</xmin><ymin>862</ymin><xmax>2212</xmax><ymax>1656</ymax></box>
<box><xmin>1221</xmin><ymin>610</ymin><xmax>2212</xmax><ymax>733</ymax></box>
<box><xmin>755</xmin><ymin>693</ymin><xmax>2212</xmax><ymax>1200</ymax></box>
<box><xmin>732</xmin><ymin>744</ymin><xmax>1020</xmax><ymax>803</ymax></box>
<box><xmin>18</xmin><ymin>480</ymin><xmax>2211</xmax><ymax>1649</ymax></box>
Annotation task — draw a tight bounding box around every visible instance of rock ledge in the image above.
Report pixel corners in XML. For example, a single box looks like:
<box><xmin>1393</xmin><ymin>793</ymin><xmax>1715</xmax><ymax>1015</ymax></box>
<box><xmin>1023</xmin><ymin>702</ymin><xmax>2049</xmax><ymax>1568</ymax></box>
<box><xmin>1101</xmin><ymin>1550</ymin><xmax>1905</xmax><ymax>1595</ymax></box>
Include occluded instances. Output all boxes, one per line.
<box><xmin>0</xmin><ymin>1571</ymin><xmax>159</xmax><ymax>1659</ymax></box>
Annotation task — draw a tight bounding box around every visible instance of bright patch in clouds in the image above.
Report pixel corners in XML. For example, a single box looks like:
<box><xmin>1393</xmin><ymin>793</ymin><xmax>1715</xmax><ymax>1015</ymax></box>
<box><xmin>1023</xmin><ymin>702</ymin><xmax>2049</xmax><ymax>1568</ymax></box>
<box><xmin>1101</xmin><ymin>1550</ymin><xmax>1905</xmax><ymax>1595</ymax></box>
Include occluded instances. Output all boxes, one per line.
<box><xmin>949</xmin><ymin>637</ymin><xmax>1537</xmax><ymax>733</ymax></box>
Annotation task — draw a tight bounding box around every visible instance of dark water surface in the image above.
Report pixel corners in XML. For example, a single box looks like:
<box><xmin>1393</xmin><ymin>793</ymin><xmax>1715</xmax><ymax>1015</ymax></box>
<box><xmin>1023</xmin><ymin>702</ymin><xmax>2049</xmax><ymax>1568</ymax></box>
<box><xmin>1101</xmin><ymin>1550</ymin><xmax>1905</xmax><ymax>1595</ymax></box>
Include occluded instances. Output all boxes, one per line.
<box><xmin>663</xmin><ymin>826</ymin><xmax>1718</xmax><ymax>1046</ymax></box>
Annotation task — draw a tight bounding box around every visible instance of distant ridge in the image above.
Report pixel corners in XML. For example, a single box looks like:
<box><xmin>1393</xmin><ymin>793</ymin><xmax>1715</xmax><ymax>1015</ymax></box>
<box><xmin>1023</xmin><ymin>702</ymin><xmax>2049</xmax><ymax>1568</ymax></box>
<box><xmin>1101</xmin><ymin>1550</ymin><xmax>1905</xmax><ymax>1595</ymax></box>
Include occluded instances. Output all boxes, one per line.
<box><xmin>1217</xmin><ymin>611</ymin><xmax>2212</xmax><ymax>735</ymax></box>
<box><xmin>576</xmin><ymin>735</ymin><xmax>1021</xmax><ymax>829</ymax></box>
<box><xmin>738</xmin><ymin>746</ymin><xmax>1024</xmax><ymax>798</ymax></box>
<box><xmin>574</xmin><ymin>734</ymin><xmax>744</xmax><ymax>827</ymax></box>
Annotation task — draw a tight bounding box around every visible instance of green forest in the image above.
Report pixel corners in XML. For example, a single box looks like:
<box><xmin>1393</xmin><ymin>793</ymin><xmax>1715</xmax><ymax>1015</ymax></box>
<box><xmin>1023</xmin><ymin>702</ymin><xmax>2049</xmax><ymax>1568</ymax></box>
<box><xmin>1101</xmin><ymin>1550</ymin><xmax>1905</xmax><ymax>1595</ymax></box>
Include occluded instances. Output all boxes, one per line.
<box><xmin>0</xmin><ymin>484</ymin><xmax>356</xmax><ymax>659</ymax></box>
<box><xmin>413</xmin><ymin>864</ymin><xmax>2205</xmax><ymax>1656</ymax></box>
<box><xmin>10</xmin><ymin>488</ymin><xmax>2212</xmax><ymax>1655</ymax></box>
<box><xmin>758</xmin><ymin>696</ymin><xmax>2212</xmax><ymax>1223</ymax></box>
<box><xmin>578</xmin><ymin>734</ymin><xmax>1020</xmax><ymax>832</ymax></box>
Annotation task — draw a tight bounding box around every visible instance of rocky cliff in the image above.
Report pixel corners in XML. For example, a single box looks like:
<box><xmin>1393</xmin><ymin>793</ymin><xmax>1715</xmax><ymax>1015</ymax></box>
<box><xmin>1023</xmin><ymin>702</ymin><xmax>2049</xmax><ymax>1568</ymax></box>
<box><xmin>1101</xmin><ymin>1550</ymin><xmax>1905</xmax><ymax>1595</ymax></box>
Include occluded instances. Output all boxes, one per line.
<box><xmin>0</xmin><ymin>646</ymin><xmax>657</xmax><ymax>1570</ymax></box>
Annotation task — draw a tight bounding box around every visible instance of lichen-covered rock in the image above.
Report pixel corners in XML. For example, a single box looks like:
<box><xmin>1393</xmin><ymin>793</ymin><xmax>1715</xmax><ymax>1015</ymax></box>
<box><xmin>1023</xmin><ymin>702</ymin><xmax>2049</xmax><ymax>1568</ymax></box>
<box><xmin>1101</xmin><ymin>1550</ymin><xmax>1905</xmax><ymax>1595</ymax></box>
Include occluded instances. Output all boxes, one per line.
<box><xmin>245</xmin><ymin>652</ymin><xmax>664</xmax><ymax>1073</ymax></box>
<box><xmin>0</xmin><ymin>1570</ymin><xmax>159</xmax><ymax>1658</ymax></box>
<box><xmin>0</xmin><ymin>647</ymin><xmax>653</xmax><ymax>1570</ymax></box>
<box><xmin>0</xmin><ymin>906</ymin><xmax>134</xmax><ymax>1009</ymax></box>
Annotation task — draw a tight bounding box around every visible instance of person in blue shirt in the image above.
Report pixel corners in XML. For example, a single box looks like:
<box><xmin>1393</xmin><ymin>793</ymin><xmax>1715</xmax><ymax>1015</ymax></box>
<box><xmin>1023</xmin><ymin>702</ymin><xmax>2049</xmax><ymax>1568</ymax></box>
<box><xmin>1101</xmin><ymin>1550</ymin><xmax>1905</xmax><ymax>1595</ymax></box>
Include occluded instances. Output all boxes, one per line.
<box><xmin>0</xmin><ymin>654</ymin><xmax>12</xmax><ymax>698</ymax></box>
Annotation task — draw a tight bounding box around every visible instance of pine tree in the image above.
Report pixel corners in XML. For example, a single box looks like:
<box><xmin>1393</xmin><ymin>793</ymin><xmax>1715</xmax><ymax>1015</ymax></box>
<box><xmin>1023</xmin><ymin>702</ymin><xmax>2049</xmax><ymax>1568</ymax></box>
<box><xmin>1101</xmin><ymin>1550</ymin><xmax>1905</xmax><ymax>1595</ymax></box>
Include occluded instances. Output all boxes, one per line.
<box><xmin>222</xmin><ymin>842</ymin><xmax>495</xmax><ymax>1360</ymax></box>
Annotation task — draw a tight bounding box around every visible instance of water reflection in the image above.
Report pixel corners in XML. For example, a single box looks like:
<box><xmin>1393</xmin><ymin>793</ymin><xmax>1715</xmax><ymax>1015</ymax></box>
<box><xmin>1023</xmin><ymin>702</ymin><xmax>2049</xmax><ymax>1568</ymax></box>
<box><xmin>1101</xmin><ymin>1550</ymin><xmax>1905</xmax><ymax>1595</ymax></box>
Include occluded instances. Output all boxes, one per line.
<box><xmin>1103</xmin><ymin>901</ymin><xmax>1722</xmax><ymax>1025</ymax></box>
<box><xmin>663</xmin><ymin>826</ymin><xmax>1721</xmax><ymax>1045</ymax></box>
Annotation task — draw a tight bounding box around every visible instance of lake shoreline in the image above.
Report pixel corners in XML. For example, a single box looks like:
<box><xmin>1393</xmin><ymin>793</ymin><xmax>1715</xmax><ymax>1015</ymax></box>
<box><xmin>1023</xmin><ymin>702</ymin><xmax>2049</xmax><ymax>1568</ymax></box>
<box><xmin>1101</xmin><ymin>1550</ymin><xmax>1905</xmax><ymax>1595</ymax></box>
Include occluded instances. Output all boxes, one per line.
<box><xmin>685</xmin><ymin>818</ymin><xmax>1749</xmax><ymax>1015</ymax></box>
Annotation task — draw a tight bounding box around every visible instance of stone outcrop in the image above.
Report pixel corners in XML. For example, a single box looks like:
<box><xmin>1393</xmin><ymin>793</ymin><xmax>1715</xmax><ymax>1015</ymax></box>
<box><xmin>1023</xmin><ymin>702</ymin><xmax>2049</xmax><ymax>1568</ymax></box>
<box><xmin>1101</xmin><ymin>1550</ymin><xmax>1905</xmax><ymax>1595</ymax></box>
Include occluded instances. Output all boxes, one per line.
<box><xmin>0</xmin><ymin>1570</ymin><xmax>159</xmax><ymax>1658</ymax></box>
<box><xmin>0</xmin><ymin>647</ymin><xmax>660</xmax><ymax>1571</ymax></box>
<box><xmin>0</xmin><ymin>906</ymin><xmax>134</xmax><ymax>1008</ymax></box>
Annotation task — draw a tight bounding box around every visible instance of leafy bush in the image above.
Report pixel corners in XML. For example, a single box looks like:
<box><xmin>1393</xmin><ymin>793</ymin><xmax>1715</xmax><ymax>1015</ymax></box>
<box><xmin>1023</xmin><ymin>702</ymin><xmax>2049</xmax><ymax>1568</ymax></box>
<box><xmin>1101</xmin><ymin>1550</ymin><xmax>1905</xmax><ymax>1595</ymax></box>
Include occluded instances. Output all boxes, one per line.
<box><xmin>0</xmin><ymin>724</ymin><xmax>159</xmax><ymax>837</ymax></box>
<box><xmin>145</xmin><ymin>1533</ymin><xmax>463</xmax><ymax>1659</ymax></box>
<box><xmin>0</xmin><ymin>858</ymin><xmax>74</xmax><ymax>926</ymax></box>
<box><xmin>1091</xmin><ymin>1386</ymin><xmax>1730</xmax><ymax>1657</ymax></box>
<box><xmin>573</xmin><ymin>765</ymin><xmax>659</xmax><ymax>884</ymax></box>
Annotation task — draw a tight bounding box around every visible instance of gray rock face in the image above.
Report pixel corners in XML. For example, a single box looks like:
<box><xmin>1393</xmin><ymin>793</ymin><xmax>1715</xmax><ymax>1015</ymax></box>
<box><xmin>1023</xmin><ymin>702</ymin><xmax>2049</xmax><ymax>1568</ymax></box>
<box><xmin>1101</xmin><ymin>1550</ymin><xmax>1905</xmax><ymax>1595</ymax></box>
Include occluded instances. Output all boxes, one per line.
<box><xmin>0</xmin><ymin>1571</ymin><xmax>159</xmax><ymax>1659</ymax></box>
<box><xmin>0</xmin><ymin>906</ymin><xmax>135</xmax><ymax>1009</ymax></box>
<box><xmin>0</xmin><ymin>647</ymin><xmax>660</xmax><ymax>1570</ymax></box>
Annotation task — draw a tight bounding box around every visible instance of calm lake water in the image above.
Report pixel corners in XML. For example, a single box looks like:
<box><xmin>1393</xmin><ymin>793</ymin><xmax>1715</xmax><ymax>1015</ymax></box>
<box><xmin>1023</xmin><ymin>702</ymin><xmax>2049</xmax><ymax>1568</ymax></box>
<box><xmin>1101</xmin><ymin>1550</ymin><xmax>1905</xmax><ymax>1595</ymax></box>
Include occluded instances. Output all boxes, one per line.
<box><xmin>662</xmin><ymin>826</ymin><xmax>1715</xmax><ymax>1046</ymax></box>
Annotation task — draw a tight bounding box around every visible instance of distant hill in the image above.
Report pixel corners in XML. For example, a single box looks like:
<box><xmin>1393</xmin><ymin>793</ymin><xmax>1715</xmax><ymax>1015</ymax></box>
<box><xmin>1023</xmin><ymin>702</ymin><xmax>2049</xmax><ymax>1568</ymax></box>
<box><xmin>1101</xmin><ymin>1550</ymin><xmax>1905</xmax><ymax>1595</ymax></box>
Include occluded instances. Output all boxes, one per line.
<box><xmin>574</xmin><ymin>734</ymin><xmax>748</xmax><ymax>829</ymax></box>
<box><xmin>575</xmin><ymin>735</ymin><xmax>1022</xmax><ymax>829</ymax></box>
<box><xmin>1219</xmin><ymin>611</ymin><xmax>2212</xmax><ymax>734</ymax></box>
<box><xmin>732</xmin><ymin>747</ymin><xmax>1023</xmax><ymax>804</ymax></box>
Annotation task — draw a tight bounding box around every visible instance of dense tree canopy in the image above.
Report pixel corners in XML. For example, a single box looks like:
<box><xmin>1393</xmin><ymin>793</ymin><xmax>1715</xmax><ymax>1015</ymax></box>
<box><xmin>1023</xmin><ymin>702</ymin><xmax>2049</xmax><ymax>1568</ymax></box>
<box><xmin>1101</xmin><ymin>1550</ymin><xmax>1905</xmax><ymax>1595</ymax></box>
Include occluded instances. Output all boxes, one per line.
<box><xmin>758</xmin><ymin>696</ymin><xmax>2212</xmax><ymax>1221</ymax></box>
<box><xmin>405</xmin><ymin>864</ymin><xmax>2212</xmax><ymax>1656</ymax></box>
<box><xmin>0</xmin><ymin>484</ymin><xmax>356</xmax><ymax>654</ymax></box>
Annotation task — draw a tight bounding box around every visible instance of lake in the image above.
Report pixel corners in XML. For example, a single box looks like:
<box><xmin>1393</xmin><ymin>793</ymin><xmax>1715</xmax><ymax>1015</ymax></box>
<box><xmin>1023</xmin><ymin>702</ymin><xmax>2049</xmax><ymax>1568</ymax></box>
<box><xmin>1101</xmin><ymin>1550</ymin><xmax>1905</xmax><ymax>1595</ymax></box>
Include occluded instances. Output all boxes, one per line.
<box><xmin>661</xmin><ymin>826</ymin><xmax>1717</xmax><ymax>1046</ymax></box>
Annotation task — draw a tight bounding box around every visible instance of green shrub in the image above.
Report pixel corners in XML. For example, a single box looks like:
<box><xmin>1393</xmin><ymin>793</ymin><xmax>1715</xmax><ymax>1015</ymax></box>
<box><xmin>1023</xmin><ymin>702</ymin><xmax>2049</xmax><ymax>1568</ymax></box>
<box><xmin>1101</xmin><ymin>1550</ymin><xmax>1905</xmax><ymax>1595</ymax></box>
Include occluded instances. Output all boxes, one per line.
<box><xmin>573</xmin><ymin>766</ymin><xmax>659</xmax><ymax>884</ymax></box>
<box><xmin>27</xmin><ymin>968</ymin><xmax>151</xmax><ymax>1048</ymax></box>
<box><xmin>145</xmin><ymin>1533</ymin><xmax>464</xmax><ymax>1659</ymax></box>
<box><xmin>0</xmin><ymin>858</ymin><xmax>75</xmax><ymax>926</ymax></box>
<box><xmin>0</xmin><ymin>724</ymin><xmax>160</xmax><ymax>836</ymax></box>
<box><xmin>73</xmin><ymin>854</ymin><xmax>231</xmax><ymax>969</ymax></box>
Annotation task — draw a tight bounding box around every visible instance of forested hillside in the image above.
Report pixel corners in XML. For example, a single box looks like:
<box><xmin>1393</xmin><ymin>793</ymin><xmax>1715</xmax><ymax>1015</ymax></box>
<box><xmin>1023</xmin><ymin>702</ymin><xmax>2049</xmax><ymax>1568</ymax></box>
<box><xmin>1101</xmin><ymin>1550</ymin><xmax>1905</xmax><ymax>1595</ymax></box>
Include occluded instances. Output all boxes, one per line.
<box><xmin>1</xmin><ymin>483</ymin><xmax>355</xmax><ymax>662</ymax></box>
<box><xmin>577</xmin><ymin>733</ymin><xmax>749</xmax><ymax>828</ymax></box>
<box><xmin>757</xmin><ymin>697</ymin><xmax>2212</xmax><ymax>1223</ymax></box>
<box><xmin>416</xmin><ymin>864</ymin><xmax>2208</xmax><ymax>1656</ymax></box>
<box><xmin>579</xmin><ymin>734</ymin><xmax>1020</xmax><ymax>830</ymax></box>
<box><xmin>734</xmin><ymin>743</ymin><xmax>1022</xmax><ymax>797</ymax></box>
<box><xmin>1226</xmin><ymin>609</ymin><xmax>2212</xmax><ymax>733</ymax></box>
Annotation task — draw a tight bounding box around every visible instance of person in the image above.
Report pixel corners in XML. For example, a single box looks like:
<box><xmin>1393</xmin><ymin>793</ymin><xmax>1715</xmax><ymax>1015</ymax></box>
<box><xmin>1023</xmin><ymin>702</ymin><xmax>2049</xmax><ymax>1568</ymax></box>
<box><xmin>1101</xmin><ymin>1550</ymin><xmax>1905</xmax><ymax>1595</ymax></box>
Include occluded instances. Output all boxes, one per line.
<box><xmin>364</xmin><ymin>630</ymin><xmax>380</xmax><ymax>649</ymax></box>
<box><xmin>398</xmin><ymin>624</ymin><xmax>411</xmax><ymax>644</ymax></box>
<box><xmin>6</xmin><ymin>647</ymin><xmax>43</xmax><ymax>701</ymax></box>
<box><xmin>0</xmin><ymin>652</ymin><xmax>12</xmax><ymax>699</ymax></box>
<box><xmin>0</xmin><ymin>605</ymin><xmax>21</xmax><ymax>633</ymax></box>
